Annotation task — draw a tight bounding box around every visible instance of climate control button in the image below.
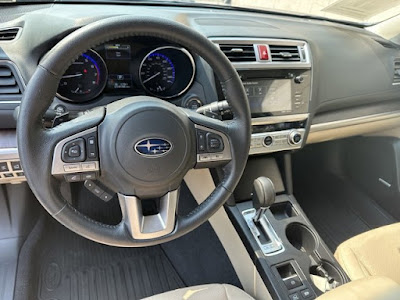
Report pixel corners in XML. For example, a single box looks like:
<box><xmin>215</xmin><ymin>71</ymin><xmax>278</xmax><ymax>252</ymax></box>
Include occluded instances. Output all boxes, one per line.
<box><xmin>263</xmin><ymin>136</ymin><xmax>273</xmax><ymax>147</ymax></box>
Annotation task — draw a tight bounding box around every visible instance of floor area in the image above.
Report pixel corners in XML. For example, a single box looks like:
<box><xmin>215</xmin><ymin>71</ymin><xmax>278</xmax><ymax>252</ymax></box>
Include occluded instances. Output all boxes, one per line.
<box><xmin>5</xmin><ymin>182</ymin><xmax>240</xmax><ymax>300</ymax></box>
<box><xmin>14</xmin><ymin>216</ymin><xmax>185</xmax><ymax>300</ymax></box>
<box><xmin>293</xmin><ymin>141</ymin><xmax>397</xmax><ymax>253</ymax></box>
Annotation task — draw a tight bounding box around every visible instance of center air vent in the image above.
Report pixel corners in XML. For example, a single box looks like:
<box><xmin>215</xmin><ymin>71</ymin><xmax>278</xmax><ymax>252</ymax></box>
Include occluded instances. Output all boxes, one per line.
<box><xmin>393</xmin><ymin>59</ymin><xmax>400</xmax><ymax>84</ymax></box>
<box><xmin>269</xmin><ymin>45</ymin><xmax>300</xmax><ymax>62</ymax></box>
<box><xmin>0</xmin><ymin>28</ymin><xmax>20</xmax><ymax>41</ymax></box>
<box><xmin>0</xmin><ymin>62</ymin><xmax>24</xmax><ymax>102</ymax></box>
<box><xmin>219</xmin><ymin>44</ymin><xmax>256</xmax><ymax>62</ymax></box>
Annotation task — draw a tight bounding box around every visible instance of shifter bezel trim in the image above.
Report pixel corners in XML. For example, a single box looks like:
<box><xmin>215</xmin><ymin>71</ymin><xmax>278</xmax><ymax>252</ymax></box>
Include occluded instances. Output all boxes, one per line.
<box><xmin>242</xmin><ymin>208</ymin><xmax>285</xmax><ymax>256</ymax></box>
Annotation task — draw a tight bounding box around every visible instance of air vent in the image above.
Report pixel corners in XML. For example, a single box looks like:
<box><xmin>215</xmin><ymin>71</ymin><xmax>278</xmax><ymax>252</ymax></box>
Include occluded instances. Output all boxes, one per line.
<box><xmin>0</xmin><ymin>28</ymin><xmax>20</xmax><ymax>41</ymax></box>
<box><xmin>219</xmin><ymin>44</ymin><xmax>256</xmax><ymax>62</ymax></box>
<box><xmin>0</xmin><ymin>63</ymin><xmax>24</xmax><ymax>101</ymax></box>
<box><xmin>269</xmin><ymin>45</ymin><xmax>300</xmax><ymax>62</ymax></box>
<box><xmin>393</xmin><ymin>59</ymin><xmax>400</xmax><ymax>84</ymax></box>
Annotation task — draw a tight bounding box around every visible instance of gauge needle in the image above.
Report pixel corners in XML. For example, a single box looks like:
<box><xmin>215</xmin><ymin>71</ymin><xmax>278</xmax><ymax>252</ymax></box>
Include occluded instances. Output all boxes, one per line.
<box><xmin>142</xmin><ymin>72</ymin><xmax>161</xmax><ymax>84</ymax></box>
<box><xmin>62</xmin><ymin>73</ymin><xmax>83</xmax><ymax>79</ymax></box>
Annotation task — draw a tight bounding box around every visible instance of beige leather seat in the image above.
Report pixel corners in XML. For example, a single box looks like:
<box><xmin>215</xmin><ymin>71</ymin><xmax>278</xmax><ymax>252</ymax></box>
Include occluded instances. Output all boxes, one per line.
<box><xmin>335</xmin><ymin>223</ymin><xmax>400</xmax><ymax>284</ymax></box>
<box><xmin>142</xmin><ymin>284</ymin><xmax>254</xmax><ymax>300</ymax></box>
<box><xmin>317</xmin><ymin>276</ymin><xmax>400</xmax><ymax>300</ymax></box>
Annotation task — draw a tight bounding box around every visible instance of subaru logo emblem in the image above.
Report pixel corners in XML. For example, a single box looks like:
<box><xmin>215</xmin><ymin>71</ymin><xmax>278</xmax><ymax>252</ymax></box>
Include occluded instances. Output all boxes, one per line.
<box><xmin>134</xmin><ymin>138</ymin><xmax>172</xmax><ymax>157</ymax></box>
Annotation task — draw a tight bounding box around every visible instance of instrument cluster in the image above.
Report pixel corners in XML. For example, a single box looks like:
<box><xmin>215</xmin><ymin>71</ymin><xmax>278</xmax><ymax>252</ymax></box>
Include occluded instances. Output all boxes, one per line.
<box><xmin>56</xmin><ymin>37</ymin><xmax>196</xmax><ymax>103</ymax></box>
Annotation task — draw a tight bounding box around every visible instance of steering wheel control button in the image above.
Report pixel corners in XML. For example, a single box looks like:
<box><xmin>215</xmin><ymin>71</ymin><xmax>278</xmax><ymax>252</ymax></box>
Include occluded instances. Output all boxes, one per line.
<box><xmin>4</xmin><ymin>173</ymin><xmax>13</xmax><ymax>178</ymax></box>
<box><xmin>86</xmin><ymin>136</ymin><xmax>98</xmax><ymax>160</ymax></box>
<box><xmin>92</xmin><ymin>185</ymin><xmax>104</xmax><ymax>196</ymax></box>
<box><xmin>63</xmin><ymin>164</ymin><xmax>81</xmax><ymax>172</ymax></box>
<box><xmin>62</xmin><ymin>138</ymin><xmax>86</xmax><ymax>163</ymax></box>
<box><xmin>84</xmin><ymin>180</ymin><xmax>96</xmax><ymax>191</ymax></box>
<box><xmin>81</xmin><ymin>162</ymin><xmax>96</xmax><ymax>171</ymax></box>
<box><xmin>65</xmin><ymin>174</ymin><xmax>82</xmax><ymax>182</ymax></box>
<box><xmin>197</xmin><ymin>130</ymin><xmax>206</xmax><ymax>152</ymax></box>
<box><xmin>16</xmin><ymin>172</ymin><xmax>24</xmax><ymax>177</ymax></box>
<box><xmin>206</xmin><ymin>133</ymin><xmax>224</xmax><ymax>152</ymax></box>
<box><xmin>99</xmin><ymin>192</ymin><xmax>112</xmax><ymax>202</ymax></box>
<box><xmin>11</xmin><ymin>161</ymin><xmax>22</xmax><ymax>171</ymax></box>
<box><xmin>68</xmin><ymin>145</ymin><xmax>81</xmax><ymax>157</ymax></box>
<box><xmin>0</xmin><ymin>162</ymin><xmax>9</xmax><ymax>172</ymax></box>
<box><xmin>82</xmin><ymin>172</ymin><xmax>96</xmax><ymax>180</ymax></box>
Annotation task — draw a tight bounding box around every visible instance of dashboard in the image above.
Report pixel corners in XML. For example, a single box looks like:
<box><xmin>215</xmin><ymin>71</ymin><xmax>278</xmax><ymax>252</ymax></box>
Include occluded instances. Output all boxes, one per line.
<box><xmin>0</xmin><ymin>2</ymin><xmax>399</xmax><ymax>186</ymax></box>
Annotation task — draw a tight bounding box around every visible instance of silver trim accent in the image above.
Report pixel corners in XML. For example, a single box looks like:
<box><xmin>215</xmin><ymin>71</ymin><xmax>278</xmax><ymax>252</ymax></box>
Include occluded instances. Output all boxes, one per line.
<box><xmin>250</xmin><ymin>129</ymin><xmax>306</xmax><ymax>155</ymax></box>
<box><xmin>51</xmin><ymin>127</ymin><xmax>100</xmax><ymax>175</ymax></box>
<box><xmin>0</xmin><ymin>147</ymin><xmax>19</xmax><ymax>160</ymax></box>
<box><xmin>379</xmin><ymin>178</ymin><xmax>391</xmax><ymax>188</ymax></box>
<box><xmin>242</xmin><ymin>208</ymin><xmax>284</xmax><ymax>256</ymax></box>
<box><xmin>118</xmin><ymin>189</ymin><xmax>178</xmax><ymax>239</ymax></box>
<box><xmin>56</xmin><ymin>49</ymin><xmax>108</xmax><ymax>103</ymax></box>
<box><xmin>139</xmin><ymin>46</ymin><xmax>196</xmax><ymax>99</ymax></box>
<box><xmin>310</xmin><ymin>111</ymin><xmax>400</xmax><ymax>132</ymax></box>
<box><xmin>0</xmin><ymin>27</ymin><xmax>22</xmax><ymax>43</ymax></box>
<box><xmin>195</xmin><ymin>124</ymin><xmax>232</xmax><ymax>164</ymax></box>
<box><xmin>252</xmin><ymin>114</ymin><xmax>309</xmax><ymax>126</ymax></box>
<box><xmin>211</xmin><ymin>38</ymin><xmax>311</xmax><ymax>70</ymax></box>
<box><xmin>308</xmin><ymin>111</ymin><xmax>400</xmax><ymax>144</ymax></box>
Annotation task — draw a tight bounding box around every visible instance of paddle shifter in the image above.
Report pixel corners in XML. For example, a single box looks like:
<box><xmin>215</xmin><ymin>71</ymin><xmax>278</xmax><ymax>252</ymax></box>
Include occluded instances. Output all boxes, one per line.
<box><xmin>252</xmin><ymin>177</ymin><xmax>276</xmax><ymax>223</ymax></box>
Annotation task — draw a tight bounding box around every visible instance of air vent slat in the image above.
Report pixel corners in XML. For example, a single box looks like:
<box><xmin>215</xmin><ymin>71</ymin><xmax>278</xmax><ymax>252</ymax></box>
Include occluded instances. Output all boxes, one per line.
<box><xmin>0</xmin><ymin>64</ymin><xmax>23</xmax><ymax>97</ymax></box>
<box><xmin>219</xmin><ymin>43</ymin><xmax>256</xmax><ymax>62</ymax></box>
<box><xmin>393</xmin><ymin>59</ymin><xmax>400</xmax><ymax>83</ymax></box>
<box><xmin>0</xmin><ymin>68</ymin><xmax>12</xmax><ymax>77</ymax></box>
<box><xmin>0</xmin><ymin>78</ymin><xmax>16</xmax><ymax>86</ymax></box>
<box><xmin>269</xmin><ymin>45</ymin><xmax>300</xmax><ymax>62</ymax></box>
<box><xmin>0</xmin><ymin>28</ymin><xmax>20</xmax><ymax>41</ymax></box>
<box><xmin>0</xmin><ymin>86</ymin><xmax>20</xmax><ymax>94</ymax></box>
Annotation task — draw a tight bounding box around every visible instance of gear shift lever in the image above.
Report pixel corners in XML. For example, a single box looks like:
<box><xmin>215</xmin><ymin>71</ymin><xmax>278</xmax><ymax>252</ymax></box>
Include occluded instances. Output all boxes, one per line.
<box><xmin>252</xmin><ymin>177</ymin><xmax>275</xmax><ymax>223</ymax></box>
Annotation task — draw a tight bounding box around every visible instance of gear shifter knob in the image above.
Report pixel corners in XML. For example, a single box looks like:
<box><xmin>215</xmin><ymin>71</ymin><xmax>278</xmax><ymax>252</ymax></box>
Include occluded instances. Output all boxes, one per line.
<box><xmin>252</xmin><ymin>177</ymin><xmax>275</xmax><ymax>223</ymax></box>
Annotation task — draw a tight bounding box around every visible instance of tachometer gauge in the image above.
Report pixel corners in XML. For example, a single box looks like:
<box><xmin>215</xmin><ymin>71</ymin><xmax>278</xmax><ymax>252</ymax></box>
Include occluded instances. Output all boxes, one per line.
<box><xmin>57</xmin><ymin>49</ymin><xmax>107</xmax><ymax>103</ymax></box>
<box><xmin>139</xmin><ymin>46</ymin><xmax>195</xmax><ymax>99</ymax></box>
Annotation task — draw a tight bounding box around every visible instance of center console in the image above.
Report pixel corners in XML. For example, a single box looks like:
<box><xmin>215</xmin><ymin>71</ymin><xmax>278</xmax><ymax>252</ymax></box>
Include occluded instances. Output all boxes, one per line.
<box><xmin>213</xmin><ymin>38</ymin><xmax>348</xmax><ymax>299</ymax></box>
<box><xmin>213</xmin><ymin>38</ymin><xmax>312</xmax><ymax>155</ymax></box>
<box><xmin>227</xmin><ymin>156</ymin><xmax>349</xmax><ymax>300</ymax></box>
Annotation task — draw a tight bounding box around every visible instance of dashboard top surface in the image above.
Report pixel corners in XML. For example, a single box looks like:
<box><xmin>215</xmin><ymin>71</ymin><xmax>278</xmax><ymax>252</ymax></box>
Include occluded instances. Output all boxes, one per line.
<box><xmin>0</xmin><ymin>3</ymin><xmax>399</xmax><ymax>128</ymax></box>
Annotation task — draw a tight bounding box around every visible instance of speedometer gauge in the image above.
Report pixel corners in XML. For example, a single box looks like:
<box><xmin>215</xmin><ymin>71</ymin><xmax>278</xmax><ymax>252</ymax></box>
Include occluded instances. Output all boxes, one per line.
<box><xmin>57</xmin><ymin>49</ymin><xmax>107</xmax><ymax>103</ymax></box>
<box><xmin>140</xmin><ymin>52</ymin><xmax>176</xmax><ymax>93</ymax></box>
<box><xmin>139</xmin><ymin>46</ymin><xmax>195</xmax><ymax>99</ymax></box>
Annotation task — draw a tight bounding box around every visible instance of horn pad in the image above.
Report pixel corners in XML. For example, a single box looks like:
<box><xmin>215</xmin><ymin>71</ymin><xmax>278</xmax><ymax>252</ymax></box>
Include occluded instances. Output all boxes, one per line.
<box><xmin>98</xmin><ymin>97</ymin><xmax>196</xmax><ymax>197</ymax></box>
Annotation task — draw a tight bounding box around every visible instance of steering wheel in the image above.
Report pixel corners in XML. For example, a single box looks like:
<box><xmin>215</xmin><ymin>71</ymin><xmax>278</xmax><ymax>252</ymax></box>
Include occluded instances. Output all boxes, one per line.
<box><xmin>17</xmin><ymin>16</ymin><xmax>251</xmax><ymax>247</ymax></box>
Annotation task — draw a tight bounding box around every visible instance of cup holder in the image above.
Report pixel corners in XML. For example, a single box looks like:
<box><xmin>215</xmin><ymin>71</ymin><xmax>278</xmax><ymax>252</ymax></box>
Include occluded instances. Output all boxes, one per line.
<box><xmin>286</xmin><ymin>223</ymin><xmax>317</xmax><ymax>254</ymax></box>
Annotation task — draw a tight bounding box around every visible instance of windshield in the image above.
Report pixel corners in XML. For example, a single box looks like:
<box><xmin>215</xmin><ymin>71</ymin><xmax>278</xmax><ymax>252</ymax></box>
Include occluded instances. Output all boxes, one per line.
<box><xmin>194</xmin><ymin>0</ymin><xmax>400</xmax><ymax>25</ymax></box>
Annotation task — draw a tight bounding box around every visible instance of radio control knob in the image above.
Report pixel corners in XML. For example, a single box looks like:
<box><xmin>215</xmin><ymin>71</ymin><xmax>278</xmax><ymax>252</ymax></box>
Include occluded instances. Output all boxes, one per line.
<box><xmin>289</xmin><ymin>131</ymin><xmax>302</xmax><ymax>145</ymax></box>
<box><xmin>294</xmin><ymin>76</ymin><xmax>304</xmax><ymax>84</ymax></box>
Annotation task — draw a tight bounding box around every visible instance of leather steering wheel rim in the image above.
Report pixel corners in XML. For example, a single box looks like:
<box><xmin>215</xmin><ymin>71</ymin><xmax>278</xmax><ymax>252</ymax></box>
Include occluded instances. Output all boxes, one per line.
<box><xmin>17</xmin><ymin>16</ymin><xmax>251</xmax><ymax>247</ymax></box>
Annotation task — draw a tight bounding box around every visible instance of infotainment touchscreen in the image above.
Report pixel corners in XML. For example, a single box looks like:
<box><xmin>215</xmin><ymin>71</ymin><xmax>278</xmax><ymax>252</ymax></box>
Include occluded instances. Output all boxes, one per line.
<box><xmin>243</xmin><ymin>79</ymin><xmax>292</xmax><ymax>114</ymax></box>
